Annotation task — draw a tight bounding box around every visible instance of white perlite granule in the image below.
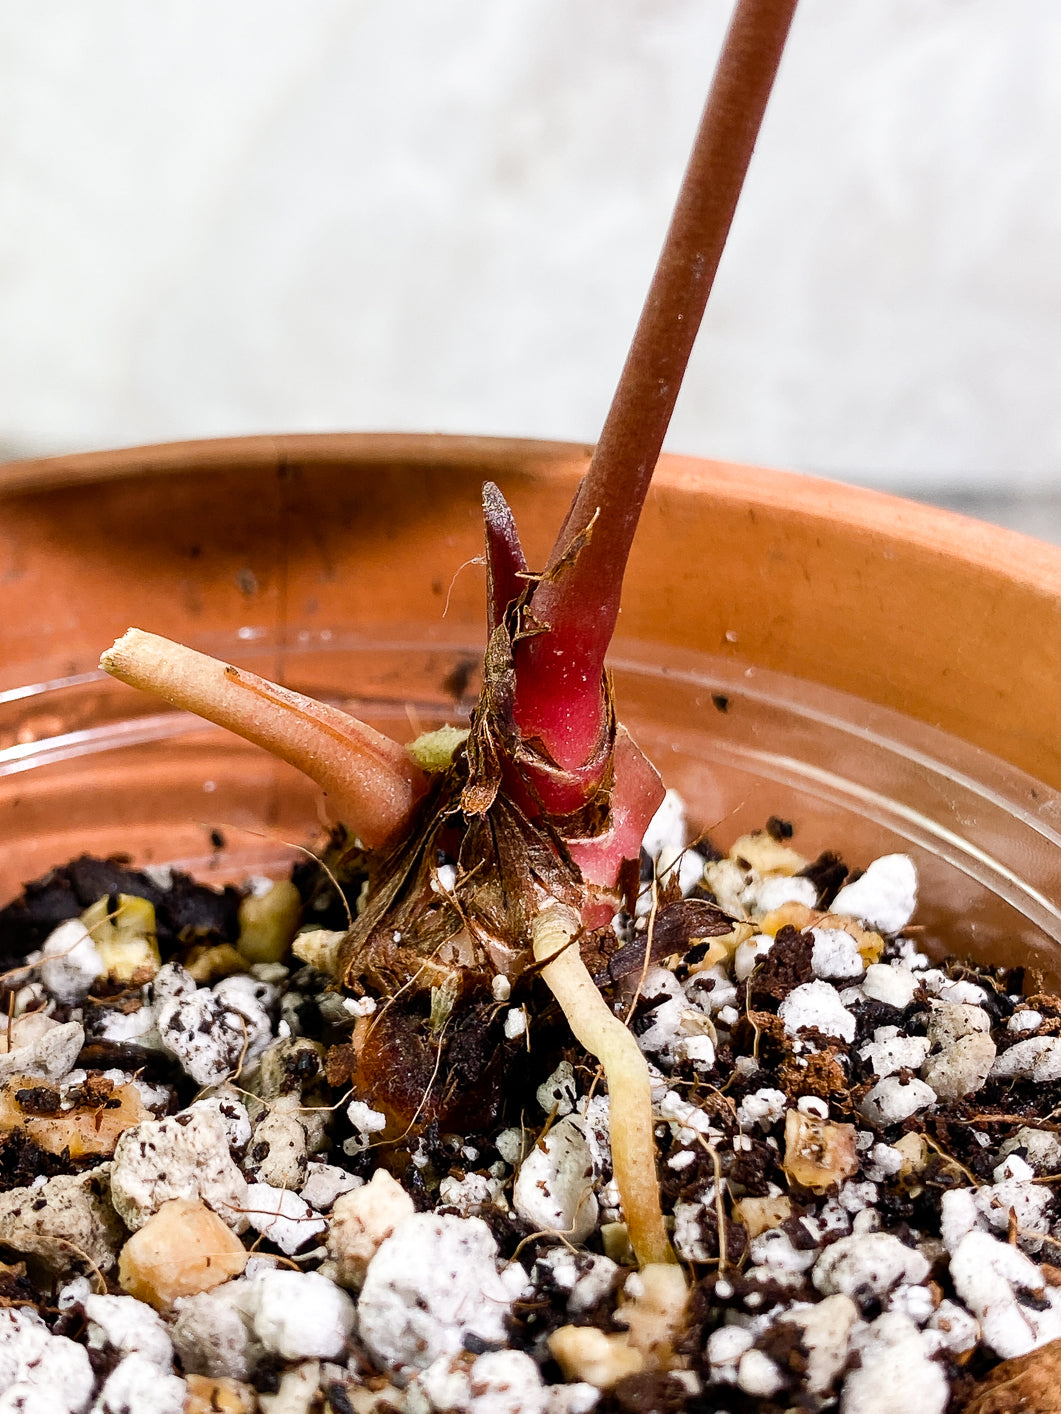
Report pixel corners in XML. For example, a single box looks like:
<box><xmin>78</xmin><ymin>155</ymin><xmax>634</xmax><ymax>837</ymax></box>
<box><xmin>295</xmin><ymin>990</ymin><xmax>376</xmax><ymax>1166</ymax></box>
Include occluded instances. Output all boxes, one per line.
<box><xmin>831</xmin><ymin>854</ymin><xmax>917</xmax><ymax>935</ymax></box>
<box><xmin>241</xmin><ymin>1269</ymin><xmax>354</xmax><ymax>1361</ymax></box>
<box><xmin>109</xmin><ymin>1109</ymin><xmax>248</xmax><ymax>1232</ymax></box>
<box><xmin>357</xmin><ymin>1214</ymin><xmax>526</xmax><ymax>1375</ymax></box>
<box><xmin>513</xmin><ymin>1117</ymin><xmax>598</xmax><ymax>1242</ymax></box>
<box><xmin>0</xmin><ymin>1307</ymin><xmax>96</xmax><ymax>1414</ymax></box>
<box><xmin>779</xmin><ymin>980</ymin><xmax>857</xmax><ymax>1042</ymax></box>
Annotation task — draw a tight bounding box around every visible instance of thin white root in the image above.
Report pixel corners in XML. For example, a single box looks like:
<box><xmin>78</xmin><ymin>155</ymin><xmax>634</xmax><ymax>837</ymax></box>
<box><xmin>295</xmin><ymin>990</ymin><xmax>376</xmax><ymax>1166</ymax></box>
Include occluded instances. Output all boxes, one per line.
<box><xmin>531</xmin><ymin>903</ymin><xmax>675</xmax><ymax>1267</ymax></box>
<box><xmin>101</xmin><ymin>628</ymin><xmax>426</xmax><ymax>848</ymax></box>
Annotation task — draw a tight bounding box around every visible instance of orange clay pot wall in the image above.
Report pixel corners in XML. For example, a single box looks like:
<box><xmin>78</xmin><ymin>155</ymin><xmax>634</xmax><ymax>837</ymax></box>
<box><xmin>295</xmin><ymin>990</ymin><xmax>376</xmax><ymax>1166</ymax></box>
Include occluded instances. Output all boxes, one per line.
<box><xmin>1</xmin><ymin>435</ymin><xmax>1059</xmax><ymax>977</ymax></box>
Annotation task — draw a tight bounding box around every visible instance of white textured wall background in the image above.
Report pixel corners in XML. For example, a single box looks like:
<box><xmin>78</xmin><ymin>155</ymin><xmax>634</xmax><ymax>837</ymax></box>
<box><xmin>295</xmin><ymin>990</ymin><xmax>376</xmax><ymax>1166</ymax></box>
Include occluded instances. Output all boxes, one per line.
<box><xmin>2</xmin><ymin>1</ymin><xmax>1060</xmax><ymax>495</ymax></box>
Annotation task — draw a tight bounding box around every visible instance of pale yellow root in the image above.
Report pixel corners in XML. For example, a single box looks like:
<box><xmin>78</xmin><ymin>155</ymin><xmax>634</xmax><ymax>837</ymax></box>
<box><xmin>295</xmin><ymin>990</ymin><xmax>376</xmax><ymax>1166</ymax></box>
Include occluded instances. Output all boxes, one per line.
<box><xmin>531</xmin><ymin>904</ymin><xmax>675</xmax><ymax>1267</ymax></box>
<box><xmin>101</xmin><ymin>628</ymin><xmax>426</xmax><ymax>849</ymax></box>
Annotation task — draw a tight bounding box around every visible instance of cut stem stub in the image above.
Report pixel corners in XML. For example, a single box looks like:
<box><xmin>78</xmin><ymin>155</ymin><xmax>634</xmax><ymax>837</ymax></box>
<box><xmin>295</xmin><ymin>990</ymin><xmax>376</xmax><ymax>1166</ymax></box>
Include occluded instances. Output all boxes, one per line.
<box><xmin>101</xmin><ymin>629</ymin><xmax>427</xmax><ymax>850</ymax></box>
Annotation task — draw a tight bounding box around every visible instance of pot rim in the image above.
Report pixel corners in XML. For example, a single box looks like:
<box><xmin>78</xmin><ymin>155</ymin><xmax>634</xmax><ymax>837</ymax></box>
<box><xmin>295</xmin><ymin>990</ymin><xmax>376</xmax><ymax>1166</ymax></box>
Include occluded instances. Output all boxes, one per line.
<box><xmin>4</xmin><ymin>431</ymin><xmax>1061</xmax><ymax>793</ymax></box>
<box><xmin>3</xmin><ymin>430</ymin><xmax>1060</xmax><ymax>597</ymax></box>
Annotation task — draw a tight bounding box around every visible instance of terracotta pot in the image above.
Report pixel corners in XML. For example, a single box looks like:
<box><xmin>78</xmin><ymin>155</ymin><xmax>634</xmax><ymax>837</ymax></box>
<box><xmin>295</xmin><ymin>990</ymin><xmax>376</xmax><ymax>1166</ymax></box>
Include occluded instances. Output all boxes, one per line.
<box><xmin>1</xmin><ymin>434</ymin><xmax>1059</xmax><ymax>977</ymax></box>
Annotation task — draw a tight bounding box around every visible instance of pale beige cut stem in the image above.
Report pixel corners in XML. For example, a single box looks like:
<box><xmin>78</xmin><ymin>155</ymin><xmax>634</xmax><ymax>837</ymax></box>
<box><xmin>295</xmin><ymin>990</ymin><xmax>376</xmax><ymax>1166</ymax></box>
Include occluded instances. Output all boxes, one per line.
<box><xmin>101</xmin><ymin>628</ymin><xmax>427</xmax><ymax>849</ymax></box>
<box><xmin>532</xmin><ymin>904</ymin><xmax>675</xmax><ymax>1268</ymax></box>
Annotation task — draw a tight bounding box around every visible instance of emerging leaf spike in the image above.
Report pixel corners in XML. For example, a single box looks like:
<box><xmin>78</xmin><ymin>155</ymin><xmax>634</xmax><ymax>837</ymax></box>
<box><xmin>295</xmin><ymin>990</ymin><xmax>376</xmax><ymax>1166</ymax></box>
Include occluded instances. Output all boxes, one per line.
<box><xmin>481</xmin><ymin>481</ymin><xmax>529</xmax><ymax>635</ymax></box>
<box><xmin>100</xmin><ymin>629</ymin><xmax>427</xmax><ymax>850</ymax></box>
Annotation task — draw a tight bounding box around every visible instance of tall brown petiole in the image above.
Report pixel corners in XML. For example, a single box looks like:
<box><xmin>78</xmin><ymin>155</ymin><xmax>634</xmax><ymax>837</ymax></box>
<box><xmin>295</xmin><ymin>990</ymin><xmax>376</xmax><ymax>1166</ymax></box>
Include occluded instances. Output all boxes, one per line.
<box><xmin>509</xmin><ymin>0</ymin><xmax>798</xmax><ymax>793</ymax></box>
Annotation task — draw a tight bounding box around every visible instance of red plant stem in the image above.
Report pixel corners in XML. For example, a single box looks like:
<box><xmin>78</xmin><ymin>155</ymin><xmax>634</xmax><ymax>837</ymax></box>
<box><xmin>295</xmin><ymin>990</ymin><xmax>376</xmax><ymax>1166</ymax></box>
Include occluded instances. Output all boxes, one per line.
<box><xmin>515</xmin><ymin>0</ymin><xmax>798</xmax><ymax>768</ymax></box>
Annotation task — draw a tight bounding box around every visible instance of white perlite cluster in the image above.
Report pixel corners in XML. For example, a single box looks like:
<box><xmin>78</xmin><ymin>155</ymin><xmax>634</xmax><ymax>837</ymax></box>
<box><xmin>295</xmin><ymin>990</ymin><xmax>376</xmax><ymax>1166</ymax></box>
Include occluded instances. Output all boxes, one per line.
<box><xmin>5</xmin><ymin>813</ymin><xmax>1061</xmax><ymax>1413</ymax></box>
